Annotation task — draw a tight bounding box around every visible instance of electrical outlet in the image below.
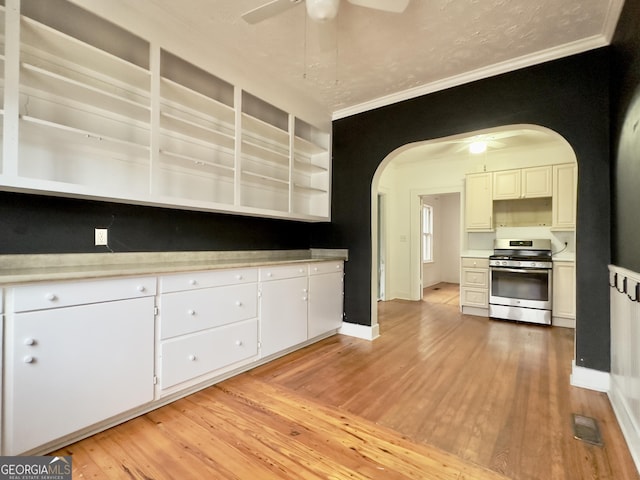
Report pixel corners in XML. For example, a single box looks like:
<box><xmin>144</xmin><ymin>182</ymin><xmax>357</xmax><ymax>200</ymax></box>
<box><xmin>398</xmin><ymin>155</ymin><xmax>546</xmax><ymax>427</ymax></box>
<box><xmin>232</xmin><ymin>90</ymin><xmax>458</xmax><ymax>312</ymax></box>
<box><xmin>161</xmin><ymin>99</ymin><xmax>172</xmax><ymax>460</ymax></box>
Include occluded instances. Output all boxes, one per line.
<box><xmin>95</xmin><ymin>228</ymin><xmax>108</xmax><ymax>246</ymax></box>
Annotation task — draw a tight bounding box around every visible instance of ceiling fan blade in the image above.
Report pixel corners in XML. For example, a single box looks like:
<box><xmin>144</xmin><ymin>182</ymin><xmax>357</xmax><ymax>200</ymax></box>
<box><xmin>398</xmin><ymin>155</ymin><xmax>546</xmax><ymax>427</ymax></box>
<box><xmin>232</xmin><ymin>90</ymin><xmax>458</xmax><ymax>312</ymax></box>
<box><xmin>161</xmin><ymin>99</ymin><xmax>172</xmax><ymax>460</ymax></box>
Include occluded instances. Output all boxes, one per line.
<box><xmin>242</xmin><ymin>0</ymin><xmax>302</xmax><ymax>24</ymax></box>
<box><xmin>346</xmin><ymin>0</ymin><xmax>410</xmax><ymax>13</ymax></box>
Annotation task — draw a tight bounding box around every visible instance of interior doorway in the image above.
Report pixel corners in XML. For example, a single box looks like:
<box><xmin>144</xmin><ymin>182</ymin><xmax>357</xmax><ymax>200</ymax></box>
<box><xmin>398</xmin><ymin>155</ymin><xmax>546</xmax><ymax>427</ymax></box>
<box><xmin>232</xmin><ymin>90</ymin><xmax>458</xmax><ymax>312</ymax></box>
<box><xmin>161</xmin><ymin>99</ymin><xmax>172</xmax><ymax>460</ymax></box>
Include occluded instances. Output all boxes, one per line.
<box><xmin>419</xmin><ymin>193</ymin><xmax>461</xmax><ymax>298</ymax></box>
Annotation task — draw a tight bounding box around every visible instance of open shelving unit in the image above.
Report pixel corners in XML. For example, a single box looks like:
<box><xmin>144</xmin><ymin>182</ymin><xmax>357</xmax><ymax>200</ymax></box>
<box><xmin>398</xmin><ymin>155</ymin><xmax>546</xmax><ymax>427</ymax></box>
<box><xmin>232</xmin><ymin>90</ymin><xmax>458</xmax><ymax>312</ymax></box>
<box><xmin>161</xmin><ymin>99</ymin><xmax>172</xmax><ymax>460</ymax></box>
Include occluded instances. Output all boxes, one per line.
<box><xmin>240</xmin><ymin>92</ymin><xmax>291</xmax><ymax>213</ymax></box>
<box><xmin>157</xmin><ymin>51</ymin><xmax>236</xmax><ymax>205</ymax></box>
<box><xmin>0</xmin><ymin>0</ymin><xmax>332</xmax><ymax>222</ymax></box>
<box><xmin>16</xmin><ymin>4</ymin><xmax>151</xmax><ymax>197</ymax></box>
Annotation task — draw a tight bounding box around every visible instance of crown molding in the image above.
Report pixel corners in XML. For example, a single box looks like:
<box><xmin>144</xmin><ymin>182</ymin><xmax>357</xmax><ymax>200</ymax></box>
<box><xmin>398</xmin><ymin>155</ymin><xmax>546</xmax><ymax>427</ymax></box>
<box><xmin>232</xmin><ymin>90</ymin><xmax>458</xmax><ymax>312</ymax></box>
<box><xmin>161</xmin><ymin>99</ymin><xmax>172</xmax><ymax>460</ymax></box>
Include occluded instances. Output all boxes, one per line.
<box><xmin>332</xmin><ymin>33</ymin><xmax>613</xmax><ymax>121</ymax></box>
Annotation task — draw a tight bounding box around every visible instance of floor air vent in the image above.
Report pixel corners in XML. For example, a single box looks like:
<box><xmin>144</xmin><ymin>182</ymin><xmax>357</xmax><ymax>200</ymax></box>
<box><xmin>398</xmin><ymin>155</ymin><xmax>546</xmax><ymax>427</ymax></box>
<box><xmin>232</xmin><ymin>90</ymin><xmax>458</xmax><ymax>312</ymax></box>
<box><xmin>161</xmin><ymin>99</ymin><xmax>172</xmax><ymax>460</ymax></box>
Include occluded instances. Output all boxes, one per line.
<box><xmin>572</xmin><ymin>414</ymin><xmax>603</xmax><ymax>446</ymax></box>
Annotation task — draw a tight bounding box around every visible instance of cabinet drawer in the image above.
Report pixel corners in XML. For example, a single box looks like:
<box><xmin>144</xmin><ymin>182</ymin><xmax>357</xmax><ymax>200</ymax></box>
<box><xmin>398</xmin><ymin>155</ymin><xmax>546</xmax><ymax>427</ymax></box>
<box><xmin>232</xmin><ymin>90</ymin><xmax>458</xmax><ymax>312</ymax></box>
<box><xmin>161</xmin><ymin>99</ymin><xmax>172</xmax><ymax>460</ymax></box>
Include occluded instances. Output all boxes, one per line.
<box><xmin>160</xmin><ymin>283</ymin><xmax>257</xmax><ymax>340</ymax></box>
<box><xmin>159</xmin><ymin>318</ymin><xmax>258</xmax><ymax>390</ymax></box>
<box><xmin>461</xmin><ymin>268</ymin><xmax>488</xmax><ymax>288</ymax></box>
<box><xmin>160</xmin><ymin>267</ymin><xmax>257</xmax><ymax>293</ymax></box>
<box><xmin>461</xmin><ymin>288</ymin><xmax>488</xmax><ymax>308</ymax></box>
<box><xmin>309</xmin><ymin>261</ymin><xmax>343</xmax><ymax>275</ymax></box>
<box><xmin>12</xmin><ymin>276</ymin><xmax>157</xmax><ymax>312</ymax></box>
<box><xmin>461</xmin><ymin>257</ymin><xmax>489</xmax><ymax>268</ymax></box>
<box><xmin>259</xmin><ymin>264</ymin><xmax>308</xmax><ymax>281</ymax></box>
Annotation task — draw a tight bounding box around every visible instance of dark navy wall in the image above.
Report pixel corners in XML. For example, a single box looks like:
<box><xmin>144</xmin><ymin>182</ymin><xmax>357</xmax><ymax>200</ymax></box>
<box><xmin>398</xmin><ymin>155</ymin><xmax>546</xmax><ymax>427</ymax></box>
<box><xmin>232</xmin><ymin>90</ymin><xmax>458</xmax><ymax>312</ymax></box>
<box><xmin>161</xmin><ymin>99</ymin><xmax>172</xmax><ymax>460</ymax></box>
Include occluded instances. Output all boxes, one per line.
<box><xmin>0</xmin><ymin>192</ymin><xmax>312</xmax><ymax>253</ymax></box>
<box><xmin>314</xmin><ymin>49</ymin><xmax>611</xmax><ymax>372</ymax></box>
<box><xmin>611</xmin><ymin>0</ymin><xmax>640</xmax><ymax>272</ymax></box>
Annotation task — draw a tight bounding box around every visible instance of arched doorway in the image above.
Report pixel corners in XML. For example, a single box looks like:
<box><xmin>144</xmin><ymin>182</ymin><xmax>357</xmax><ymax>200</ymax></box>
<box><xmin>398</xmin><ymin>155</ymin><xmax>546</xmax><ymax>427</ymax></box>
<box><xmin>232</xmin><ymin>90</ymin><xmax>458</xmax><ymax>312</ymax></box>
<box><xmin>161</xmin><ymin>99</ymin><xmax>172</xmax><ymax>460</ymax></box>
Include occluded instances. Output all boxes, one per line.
<box><xmin>370</xmin><ymin>124</ymin><xmax>577</xmax><ymax>331</ymax></box>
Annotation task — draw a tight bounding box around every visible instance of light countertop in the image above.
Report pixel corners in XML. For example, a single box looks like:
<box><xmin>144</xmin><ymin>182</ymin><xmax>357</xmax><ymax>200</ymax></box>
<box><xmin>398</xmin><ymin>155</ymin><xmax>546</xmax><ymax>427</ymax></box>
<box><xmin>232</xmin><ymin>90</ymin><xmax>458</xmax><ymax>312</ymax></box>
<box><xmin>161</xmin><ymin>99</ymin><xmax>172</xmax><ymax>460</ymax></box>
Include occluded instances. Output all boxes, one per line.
<box><xmin>0</xmin><ymin>249</ymin><xmax>348</xmax><ymax>285</ymax></box>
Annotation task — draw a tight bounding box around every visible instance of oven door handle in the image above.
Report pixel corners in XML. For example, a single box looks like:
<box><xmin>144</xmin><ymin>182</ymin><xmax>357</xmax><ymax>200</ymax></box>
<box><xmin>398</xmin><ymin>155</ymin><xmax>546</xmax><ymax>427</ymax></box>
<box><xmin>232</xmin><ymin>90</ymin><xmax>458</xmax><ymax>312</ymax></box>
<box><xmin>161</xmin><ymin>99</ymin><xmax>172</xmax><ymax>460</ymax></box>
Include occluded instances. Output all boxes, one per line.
<box><xmin>490</xmin><ymin>267</ymin><xmax>551</xmax><ymax>274</ymax></box>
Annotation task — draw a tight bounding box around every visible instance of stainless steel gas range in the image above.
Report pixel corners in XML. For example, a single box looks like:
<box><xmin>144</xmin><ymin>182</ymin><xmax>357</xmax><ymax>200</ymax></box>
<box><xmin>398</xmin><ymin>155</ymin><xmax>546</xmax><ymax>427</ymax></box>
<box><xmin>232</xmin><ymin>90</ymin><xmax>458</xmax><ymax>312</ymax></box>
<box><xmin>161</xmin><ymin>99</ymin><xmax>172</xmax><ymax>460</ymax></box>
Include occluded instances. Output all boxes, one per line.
<box><xmin>489</xmin><ymin>239</ymin><xmax>553</xmax><ymax>325</ymax></box>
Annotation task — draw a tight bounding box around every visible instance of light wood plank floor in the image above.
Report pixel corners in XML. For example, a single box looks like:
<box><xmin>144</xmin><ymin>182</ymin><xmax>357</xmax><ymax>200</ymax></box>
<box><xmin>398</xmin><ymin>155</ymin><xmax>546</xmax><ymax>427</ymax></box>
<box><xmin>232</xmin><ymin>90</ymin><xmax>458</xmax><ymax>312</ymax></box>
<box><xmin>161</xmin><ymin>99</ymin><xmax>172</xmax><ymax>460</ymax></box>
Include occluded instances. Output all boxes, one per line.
<box><xmin>53</xmin><ymin>299</ymin><xmax>639</xmax><ymax>479</ymax></box>
<box><xmin>423</xmin><ymin>282</ymin><xmax>460</xmax><ymax>306</ymax></box>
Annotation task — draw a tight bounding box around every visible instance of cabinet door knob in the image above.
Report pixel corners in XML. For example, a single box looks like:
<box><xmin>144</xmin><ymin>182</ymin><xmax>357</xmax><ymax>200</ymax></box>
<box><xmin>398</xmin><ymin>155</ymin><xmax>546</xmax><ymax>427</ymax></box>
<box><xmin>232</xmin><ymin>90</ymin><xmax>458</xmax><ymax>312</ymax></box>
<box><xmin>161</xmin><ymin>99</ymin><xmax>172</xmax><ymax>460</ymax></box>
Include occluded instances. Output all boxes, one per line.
<box><xmin>189</xmin><ymin>279</ymin><xmax>197</xmax><ymax>286</ymax></box>
<box><xmin>236</xmin><ymin>274</ymin><xmax>243</xmax><ymax>280</ymax></box>
<box><xmin>188</xmin><ymin>354</ymin><xmax>197</xmax><ymax>361</ymax></box>
<box><xmin>267</xmin><ymin>272</ymin><xmax>273</xmax><ymax>277</ymax></box>
<box><xmin>303</xmin><ymin>296</ymin><xmax>308</xmax><ymax>301</ymax></box>
<box><xmin>45</xmin><ymin>293</ymin><xmax>57</xmax><ymax>301</ymax></box>
<box><xmin>24</xmin><ymin>338</ymin><xmax>36</xmax><ymax>346</ymax></box>
<box><xmin>299</xmin><ymin>268</ymin><xmax>305</xmax><ymax>273</ymax></box>
<box><xmin>235</xmin><ymin>340</ymin><xmax>243</xmax><ymax>347</ymax></box>
<box><xmin>303</xmin><ymin>288</ymin><xmax>308</xmax><ymax>293</ymax></box>
<box><xmin>187</xmin><ymin>309</ymin><xmax>196</xmax><ymax>316</ymax></box>
<box><xmin>314</xmin><ymin>267</ymin><xmax>318</xmax><ymax>272</ymax></box>
<box><xmin>235</xmin><ymin>301</ymin><xmax>243</xmax><ymax>307</ymax></box>
<box><xmin>23</xmin><ymin>355</ymin><xmax>35</xmax><ymax>364</ymax></box>
<box><xmin>137</xmin><ymin>285</ymin><xmax>146</xmax><ymax>293</ymax></box>
<box><xmin>336</xmin><ymin>265</ymin><xmax>341</xmax><ymax>269</ymax></box>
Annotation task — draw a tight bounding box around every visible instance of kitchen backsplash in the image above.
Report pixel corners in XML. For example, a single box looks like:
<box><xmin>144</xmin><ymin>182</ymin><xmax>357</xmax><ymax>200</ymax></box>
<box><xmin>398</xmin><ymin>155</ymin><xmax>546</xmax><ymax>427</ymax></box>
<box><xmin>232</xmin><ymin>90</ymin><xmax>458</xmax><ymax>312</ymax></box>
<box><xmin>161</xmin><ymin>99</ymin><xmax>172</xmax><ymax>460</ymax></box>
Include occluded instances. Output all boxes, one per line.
<box><xmin>467</xmin><ymin>226</ymin><xmax>575</xmax><ymax>255</ymax></box>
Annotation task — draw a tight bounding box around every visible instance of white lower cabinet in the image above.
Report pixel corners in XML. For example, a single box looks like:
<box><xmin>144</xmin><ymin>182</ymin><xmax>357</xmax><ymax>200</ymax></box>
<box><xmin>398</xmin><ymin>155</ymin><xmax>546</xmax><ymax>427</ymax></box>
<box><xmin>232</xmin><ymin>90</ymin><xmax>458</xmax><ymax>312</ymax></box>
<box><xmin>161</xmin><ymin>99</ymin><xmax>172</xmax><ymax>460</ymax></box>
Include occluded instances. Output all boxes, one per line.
<box><xmin>157</xmin><ymin>269</ymin><xmax>259</xmax><ymax>395</ymax></box>
<box><xmin>160</xmin><ymin>318</ymin><xmax>258</xmax><ymax>390</ymax></box>
<box><xmin>460</xmin><ymin>257</ymin><xmax>489</xmax><ymax>315</ymax></box>
<box><xmin>259</xmin><ymin>266</ymin><xmax>309</xmax><ymax>357</ymax></box>
<box><xmin>1</xmin><ymin>259</ymin><xmax>345</xmax><ymax>454</ymax></box>
<box><xmin>308</xmin><ymin>263</ymin><xmax>344</xmax><ymax>338</ymax></box>
<box><xmin>4</xmin><ymin>285</ymin><xmax>155</xmax><ymax>455</ymax></box>
<box><xmin>552</xmin><ymin>260</ymin><xmax>576</xmax><ymax>327</ymax></box>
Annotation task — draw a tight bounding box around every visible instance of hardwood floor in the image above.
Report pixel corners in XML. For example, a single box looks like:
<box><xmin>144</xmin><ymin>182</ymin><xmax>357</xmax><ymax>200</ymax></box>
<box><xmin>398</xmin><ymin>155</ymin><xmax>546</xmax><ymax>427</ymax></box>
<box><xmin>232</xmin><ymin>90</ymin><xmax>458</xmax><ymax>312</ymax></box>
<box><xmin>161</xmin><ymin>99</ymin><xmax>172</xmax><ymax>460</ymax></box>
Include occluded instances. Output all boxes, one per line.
<box><xmin>52</xmin><ymin>299</ymin><xmax>639</xmax><ymax>479</ymax></box>
<box><xmin>423</xmin><ymin>282</ymin><xmax>460</xmax><ymax>306</ymax></box>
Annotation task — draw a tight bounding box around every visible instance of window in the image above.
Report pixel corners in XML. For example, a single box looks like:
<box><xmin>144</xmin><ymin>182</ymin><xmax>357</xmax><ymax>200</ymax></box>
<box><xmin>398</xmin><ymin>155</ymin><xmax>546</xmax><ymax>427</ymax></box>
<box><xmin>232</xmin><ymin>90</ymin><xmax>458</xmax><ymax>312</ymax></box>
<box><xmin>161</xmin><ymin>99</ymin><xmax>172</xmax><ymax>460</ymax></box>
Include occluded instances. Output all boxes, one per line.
<box><xmin>422</xmin><ymin>203</ymin><xmax>433</xmax><ymax>263</ymax></box>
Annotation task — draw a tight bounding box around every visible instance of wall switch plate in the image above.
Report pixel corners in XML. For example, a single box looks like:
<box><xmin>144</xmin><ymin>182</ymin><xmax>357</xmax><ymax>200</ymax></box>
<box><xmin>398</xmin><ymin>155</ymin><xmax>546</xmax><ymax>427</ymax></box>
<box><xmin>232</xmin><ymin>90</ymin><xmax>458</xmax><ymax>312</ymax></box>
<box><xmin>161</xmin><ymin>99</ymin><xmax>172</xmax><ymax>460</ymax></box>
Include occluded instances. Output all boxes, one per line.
<box><xmin>95</xmin><ymin>228</ymin><xmax>108</xmax><ymax>246</ymax></box>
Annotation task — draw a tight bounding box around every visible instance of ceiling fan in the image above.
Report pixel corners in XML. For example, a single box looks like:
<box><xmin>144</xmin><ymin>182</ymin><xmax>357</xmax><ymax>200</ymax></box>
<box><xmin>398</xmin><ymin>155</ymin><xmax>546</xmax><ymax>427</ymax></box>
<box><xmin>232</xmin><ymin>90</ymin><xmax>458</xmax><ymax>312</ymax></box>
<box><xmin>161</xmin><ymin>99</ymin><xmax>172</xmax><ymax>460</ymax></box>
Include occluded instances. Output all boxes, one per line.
<box><xmin>242</xmin><ymin>0</ymin><xmax>410</xmax><ymax>24</ymax></box>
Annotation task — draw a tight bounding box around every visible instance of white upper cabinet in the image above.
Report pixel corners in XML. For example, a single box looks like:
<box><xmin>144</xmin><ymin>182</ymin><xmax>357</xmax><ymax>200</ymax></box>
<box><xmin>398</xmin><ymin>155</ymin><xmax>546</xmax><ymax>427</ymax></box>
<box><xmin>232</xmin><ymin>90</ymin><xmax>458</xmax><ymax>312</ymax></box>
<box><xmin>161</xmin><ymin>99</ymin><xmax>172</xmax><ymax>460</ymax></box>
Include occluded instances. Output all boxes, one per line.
<box><xmin>493</xmin><ymin>166</ymin><xmax>552</xmax><ymax>200</ymax></box>
<box><xmin>465</xmin><ymin>172</ymin><xmax>493</xmax><ymax>231</ymax></box>
<box><xmin>552</xmin><ymin>163</ymin><xmax>577</xmax><ymax>230</ymax></box>
<box><xmin>0</xmin><ymin>0</ymin><xmax>331</xmax><ymax>222</ymax></box>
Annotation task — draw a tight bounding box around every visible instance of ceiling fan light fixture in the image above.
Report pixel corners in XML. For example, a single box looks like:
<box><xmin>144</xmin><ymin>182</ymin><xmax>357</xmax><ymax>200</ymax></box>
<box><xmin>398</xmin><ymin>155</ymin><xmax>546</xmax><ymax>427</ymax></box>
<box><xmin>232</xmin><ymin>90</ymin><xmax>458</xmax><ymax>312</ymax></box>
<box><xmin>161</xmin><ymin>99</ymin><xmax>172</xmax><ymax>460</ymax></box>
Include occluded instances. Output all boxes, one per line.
<box><xmin>469</xmin><ymin>141</ymin><xmax>487</xmax><ymax>154</ymax></box>
<box><xmin>306</xmin><ymin>0</ymin><xmax>340</xmax><ymax>21</ymax></box>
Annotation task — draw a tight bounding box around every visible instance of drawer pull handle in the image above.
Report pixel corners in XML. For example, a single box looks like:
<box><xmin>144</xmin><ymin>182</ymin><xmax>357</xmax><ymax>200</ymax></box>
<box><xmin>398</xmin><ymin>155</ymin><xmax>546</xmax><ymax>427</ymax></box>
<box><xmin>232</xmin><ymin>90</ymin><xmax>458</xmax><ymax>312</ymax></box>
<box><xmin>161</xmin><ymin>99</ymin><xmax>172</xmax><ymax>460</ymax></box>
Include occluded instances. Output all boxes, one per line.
<box><xmin>314</xmin><ymin>267</ymin><xmax>318</xmax><ymax>272</ymax></box>
<box><xmin>188</xmin><ymin>354</ymin><xmax>197</xmax><ymax>361</ymax></box>
<box><xmin>23</xmin><ymin>355</ymin><xmax>35</xmax><ymax>364</ymax></box>
<box><xmin>137</xmin><ymin>285</ymin><xmax>146</xmax><ymax>293</ymax></box>
<box><xmin>336</xmin><ymin>265</ymin><xmax>341</xmax><ymax>269</ymax></box>
<box><xmin>303</xmin><ymin>288</ymin><xmax>308</xmax><ymax>293</ymax></box>
<box><xmin>236</xmin><ymin>275</ymin><xmax>243</xmax><ymax>280</ymax></box>
<box><xmin>187</xmin><ymin>309</ymin><xmax>196</xmax><ymax>316</ymax></box>
<box><xmin>189</xmin><ymin>279</ymin><xmax>197</xmax><ymax>286</ymax></box>
<box><xmin>235</xmin><ymin>301</ymin><xmax>243</xmax><ymax>307</ymax></box>
<box><xmin>299</xmin><ymin>268</ymin><xmax>305</xmax><ymax>273</ymax></box>
<box><xmin>45</xmin><ymin>293</ymin><xmax>57</xmax><ymax>302</ymax></box>
<box><xmin>24</xmin><ymin>338</ymin><xmax>36</xmax><ymax>346</ymax></box>
<box><xmin>303</xmin><ymin>296</ymin><xmax>308</xmax><ymax>301</ymax></box>
<box><xmin>235</xmin><ymin>340</ymin><xmax>243</xmax><ymax>347</ymax></box>
<box><xmin>267</xmin><ymin>272</ymin><xmax>273</xmax><ymax>278</ymax></box>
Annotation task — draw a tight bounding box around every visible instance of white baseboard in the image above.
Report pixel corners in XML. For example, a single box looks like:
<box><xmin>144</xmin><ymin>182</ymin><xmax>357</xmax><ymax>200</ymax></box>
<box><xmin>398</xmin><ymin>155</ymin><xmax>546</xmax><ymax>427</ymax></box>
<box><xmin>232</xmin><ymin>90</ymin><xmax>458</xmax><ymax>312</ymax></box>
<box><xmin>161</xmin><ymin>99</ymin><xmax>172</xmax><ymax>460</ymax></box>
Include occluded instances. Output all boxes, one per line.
<box><xmin>570</xmin><ymin>361</ymin><xmax>610</xmax><ymax>392</ymax></box>
<box><xmin>552</xmin><ymin>316</ymin><xmax>575</xmax><ymax>329</ymax></box>
<box><xmin>339</xmin><ymin>322</ymin><xmax>380</xmax><ymax>341</ymax></box>
<box><xmin>609</xmin><ymin>378</ymin><xmax>640</xmax><ymax>475</ymax></box>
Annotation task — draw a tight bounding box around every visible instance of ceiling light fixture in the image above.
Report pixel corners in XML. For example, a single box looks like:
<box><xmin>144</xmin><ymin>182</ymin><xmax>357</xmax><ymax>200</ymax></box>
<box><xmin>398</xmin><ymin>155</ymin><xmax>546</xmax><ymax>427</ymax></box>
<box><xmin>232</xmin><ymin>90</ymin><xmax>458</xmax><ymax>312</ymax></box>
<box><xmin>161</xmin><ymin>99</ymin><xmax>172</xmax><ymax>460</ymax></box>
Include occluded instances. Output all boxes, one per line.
<box><xmin>306</xmin><ymin>0</ymin><xmax>341</xmax><ymax>21</ymax></box>
<box><xmin>469</xmin><ymin>141</ymin><xmax>487</xmax><ymax>154</ymax></box>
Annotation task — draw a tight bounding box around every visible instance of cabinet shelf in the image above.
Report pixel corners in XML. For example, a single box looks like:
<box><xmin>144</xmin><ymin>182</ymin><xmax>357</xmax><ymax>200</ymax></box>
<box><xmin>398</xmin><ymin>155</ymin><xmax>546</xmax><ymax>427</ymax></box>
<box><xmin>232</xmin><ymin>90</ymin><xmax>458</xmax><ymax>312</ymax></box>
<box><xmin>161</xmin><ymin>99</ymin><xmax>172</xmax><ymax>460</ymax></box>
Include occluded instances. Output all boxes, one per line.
<box><xmin>294</xmin><ymin>135</ymin><xmax>327</xmax><ymax>156</ymax></box>
<box><xmin>21</xmin><ymin>62</ymin><xmax>149</xmax><ymax>122</ymax></box>
<box><xmin>293</xmin><ymin>159</ymin><xmax>328</xmax><ymax>174</ymax></box>
<box><xmin>242</xmin><ymin>113</ymin><xmax>288</xmax><ymax>146</ymax></box>
<box><xmin>20</xmin><ymin>17</ymin><xmax>149</xmax><ymax>90</ymax></box>
<box><xmin>293</xmin><ymin>184</ymin><xmax>327</xmax><ymax>195</ymax></box>
<box><xmin>160</xmin><ymin>77</ymin><xmax>234</xmax><ymax>127</ymax></box>
<box><xmin>241</xmin><ymin>140</ymin><xmax>289</xmax><ymax>166</ymax></box>
<box><xmin>160</xmin><ymin>150</ymin><xmax>234</xmax><ymax>178</ymax></box>
<box><xmin>242</xmin><ymin>170</ymin><xmax>289</xmax><ymax>190</ymax></box>
<box><xmin>160</xmin><ymin>111</ymin><xmax>234</xmax><ymax>150</ymax></box>
<box><xmin>21</xmin><ymin>115</ymin><xmax>149</xmax><ymax>157</ymax></box>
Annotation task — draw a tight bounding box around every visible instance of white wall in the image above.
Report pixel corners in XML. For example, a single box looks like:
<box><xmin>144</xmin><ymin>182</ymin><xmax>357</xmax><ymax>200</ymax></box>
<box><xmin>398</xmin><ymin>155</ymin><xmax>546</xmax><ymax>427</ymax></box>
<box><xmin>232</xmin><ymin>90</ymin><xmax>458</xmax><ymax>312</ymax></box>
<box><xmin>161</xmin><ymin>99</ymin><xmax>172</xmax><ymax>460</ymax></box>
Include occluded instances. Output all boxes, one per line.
<box><xmin>421</xmin><ymin>193</ymin><xmax>460</xmax><ymax>288</ymax></box>
<box><xmin>378</xmin><ymin>137</ymin><xmax>575</xmax><ymax>301</ymax></box>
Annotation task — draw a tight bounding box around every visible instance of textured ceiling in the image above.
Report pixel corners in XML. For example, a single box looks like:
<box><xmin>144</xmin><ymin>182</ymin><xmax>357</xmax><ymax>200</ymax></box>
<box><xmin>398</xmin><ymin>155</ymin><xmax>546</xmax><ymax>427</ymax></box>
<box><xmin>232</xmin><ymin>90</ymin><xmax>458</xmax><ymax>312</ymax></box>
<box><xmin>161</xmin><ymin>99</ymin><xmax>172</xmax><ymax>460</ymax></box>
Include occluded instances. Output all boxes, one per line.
<box><xmin>70</xmin><ymin>0</ymin><xmax>623</xmax><ymax>120</ymax></box>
